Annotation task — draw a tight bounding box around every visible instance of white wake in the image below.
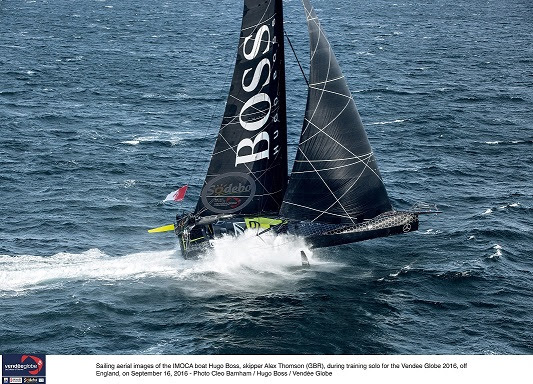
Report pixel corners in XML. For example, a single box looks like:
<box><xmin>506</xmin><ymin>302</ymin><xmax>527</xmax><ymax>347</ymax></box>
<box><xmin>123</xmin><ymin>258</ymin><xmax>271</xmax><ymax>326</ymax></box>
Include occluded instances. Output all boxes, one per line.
<box><xmin>0</xmin><ymin>233</ymin><xmax>325</xmax><ymax>295</ymax></box>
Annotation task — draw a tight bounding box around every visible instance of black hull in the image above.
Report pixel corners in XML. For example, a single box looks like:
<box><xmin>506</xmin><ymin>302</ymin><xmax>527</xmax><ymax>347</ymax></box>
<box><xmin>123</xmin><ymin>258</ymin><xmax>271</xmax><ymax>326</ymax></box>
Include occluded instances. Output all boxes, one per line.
<box><xmin>304</xmin><ymin>219</ymin><xmax>419</xmax><ymax>249</ymax></box>
<box><xmin>176</xmin><ymin>212</ymin><xmax>419</xmax><ymax>259</ymax></box>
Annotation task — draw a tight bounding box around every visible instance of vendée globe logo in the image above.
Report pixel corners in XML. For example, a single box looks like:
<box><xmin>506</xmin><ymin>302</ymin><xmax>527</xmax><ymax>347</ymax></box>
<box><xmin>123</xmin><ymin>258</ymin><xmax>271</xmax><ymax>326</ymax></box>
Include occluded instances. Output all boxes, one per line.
<box><xmin>2</xmin><ymin>355</ymin><xmax>45</xmax><ymax>381</ymax></box>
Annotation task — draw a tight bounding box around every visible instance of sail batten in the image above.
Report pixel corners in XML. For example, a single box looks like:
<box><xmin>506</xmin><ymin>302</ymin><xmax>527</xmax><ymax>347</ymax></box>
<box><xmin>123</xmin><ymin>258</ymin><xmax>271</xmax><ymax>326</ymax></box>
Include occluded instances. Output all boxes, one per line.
<box><xmin>280</xmin><ymin>0</ymin><xmax>392</xmax><ymax>224</ymax></box>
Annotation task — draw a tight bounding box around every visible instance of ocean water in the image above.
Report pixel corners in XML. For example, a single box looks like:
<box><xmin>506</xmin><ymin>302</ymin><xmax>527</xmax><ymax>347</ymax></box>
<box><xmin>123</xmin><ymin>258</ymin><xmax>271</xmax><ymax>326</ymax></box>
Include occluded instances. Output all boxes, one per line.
<box><xmin>1</xmin><ymin>0</ymin><xmax>532</xmax><ymax>354</ymax></box>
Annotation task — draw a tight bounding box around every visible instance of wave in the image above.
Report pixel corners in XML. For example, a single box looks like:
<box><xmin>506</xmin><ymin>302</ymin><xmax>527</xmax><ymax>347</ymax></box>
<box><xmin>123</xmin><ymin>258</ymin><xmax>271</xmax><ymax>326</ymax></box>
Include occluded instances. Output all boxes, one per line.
<box><xmin>454</xmin><ymin>94</ymin><xmax>528</xmax><ymax>104</ymax></box>
<box><xmin>482</xmin><ymin>140</ymin><xmax>532</xmax><ymax>146</ymax></box>
<box><xmin>367</xmin><ymin>119</ymin><xmax>407</xmax><ymax>126</ymax></box>
<box><xmin>480</xmin><ymin>202</ymin><xmax>522</xmax><ymax>216</ymax></box>
<box><xmin>121</xmin><ymin>130</ymin><xmax>196</xmax><ymax>146</ymax></box>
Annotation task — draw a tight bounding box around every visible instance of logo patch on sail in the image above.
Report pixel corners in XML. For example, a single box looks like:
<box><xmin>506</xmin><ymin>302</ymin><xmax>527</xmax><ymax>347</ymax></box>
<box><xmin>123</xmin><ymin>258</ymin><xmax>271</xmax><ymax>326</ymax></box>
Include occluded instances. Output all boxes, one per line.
<box><xmin>201</xmin><ymin>172</ymin><xmax>256</xmax><ymax>214</ymax></box>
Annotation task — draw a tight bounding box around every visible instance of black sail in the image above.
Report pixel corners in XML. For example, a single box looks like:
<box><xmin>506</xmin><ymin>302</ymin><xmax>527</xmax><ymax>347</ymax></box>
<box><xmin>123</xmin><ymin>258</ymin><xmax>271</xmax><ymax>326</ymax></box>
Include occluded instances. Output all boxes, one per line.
<box><xmin>195</xmin><ymin>0</ymin><xmax>287</xmax><ymax>217</ymax></box>
<box><xmin>280</xmin><ymin>0</ymin><xmax>392</xmax><ymax>224</ymax></box>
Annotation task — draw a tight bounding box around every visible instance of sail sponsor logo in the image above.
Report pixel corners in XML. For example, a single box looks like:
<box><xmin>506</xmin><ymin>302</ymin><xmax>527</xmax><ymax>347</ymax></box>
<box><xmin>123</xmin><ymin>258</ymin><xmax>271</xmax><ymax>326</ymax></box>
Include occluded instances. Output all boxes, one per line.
<box><xmin>201</xmin><ymin>173</ymin><xmax>256</xmax><ymax>214</ymax></box>
<box><xmin>235</xmin><ymin>19</ymin><xmax>278</xmax><ymax>166</ymax></box>
<box><xmin>206</xmin><ymin>183</ymin><xmax>252</xmax><ymax>196</ymax></box>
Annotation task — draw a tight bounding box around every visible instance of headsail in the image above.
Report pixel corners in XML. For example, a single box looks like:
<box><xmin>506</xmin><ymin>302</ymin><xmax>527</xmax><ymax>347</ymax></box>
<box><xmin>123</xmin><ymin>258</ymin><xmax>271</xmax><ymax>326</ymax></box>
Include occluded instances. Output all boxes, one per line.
<box><xmin>280</xmin><ymin>0</ymin><xmax>392</xmax><ymax>224</ymax></box>
<box><xmin>195</xmin><ymin>0</ymin><xmax>287</xmax><ymax>217</ymax></box>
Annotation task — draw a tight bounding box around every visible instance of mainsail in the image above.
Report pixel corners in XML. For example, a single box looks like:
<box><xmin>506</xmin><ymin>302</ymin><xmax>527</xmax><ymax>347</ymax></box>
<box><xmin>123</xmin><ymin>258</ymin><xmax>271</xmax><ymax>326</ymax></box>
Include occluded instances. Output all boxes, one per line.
<box><xmin>195</xmin><ymin>0</ymin><xmax>287</xmax><ymax>217</ymax></box>
<box><xmin>280</xmin><ymin>0</ymin><xmax>392</xmax><ymax>224</ymax></box>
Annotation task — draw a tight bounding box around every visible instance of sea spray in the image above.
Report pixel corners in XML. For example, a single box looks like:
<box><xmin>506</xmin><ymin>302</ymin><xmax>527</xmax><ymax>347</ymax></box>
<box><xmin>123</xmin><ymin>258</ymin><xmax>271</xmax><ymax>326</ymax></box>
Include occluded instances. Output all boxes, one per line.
<box><xmin>0</xmin><ymin>233</ymin><xmax>320</xmax><ymax>296</ymax></box>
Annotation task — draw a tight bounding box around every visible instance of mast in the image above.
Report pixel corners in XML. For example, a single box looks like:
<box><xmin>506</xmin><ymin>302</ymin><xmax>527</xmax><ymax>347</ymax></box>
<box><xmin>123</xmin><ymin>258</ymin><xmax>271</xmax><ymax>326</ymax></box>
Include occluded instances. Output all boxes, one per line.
<box><xmin>280</xmin><ymin>0</ymin><xmax>392</xmax><ymax>224</ymax></box>
<box><xmin>194</xmin><ymin>0</ymin><xmax>288</xmax><ymax>217</ymax></box>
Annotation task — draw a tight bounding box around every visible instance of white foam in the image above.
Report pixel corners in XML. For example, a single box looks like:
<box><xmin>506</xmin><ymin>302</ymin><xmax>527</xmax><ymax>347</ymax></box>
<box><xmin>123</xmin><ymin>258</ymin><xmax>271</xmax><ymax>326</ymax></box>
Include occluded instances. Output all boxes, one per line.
<box><xmin>368</xmin><ymin>119</ymin><xmax>406</xmax><ymax>125</ymax></box>
<box><xmin>0</xmin><ymin>233</ymin><xmax>323</xmax><ymax>296</ymax></box>
<box><xmin>389</xmin><ymin>265</ymin><xmax>411</xmax><ymax>278</ymax></box>
<box><xmin>174</xmin><ymin>232</ymin><xmax>324</xmax><ymax>293</ymax></box>
<box><xmin>422</xmin><ymin>228</ymin><xmax>441</xmax><ymax>235</ymax></box>
<box><xmin>489</xmin><ymin>244</ymin><xmax>503</xmax><ymax>259</ymax></box>
<box><xmin>122</xmin><ymin>179</ymin><xmax>136</xmax><ymax>188</ymax></box>
<box><xmin>0</xmin><ymin>249</ymin><xmax>179</xmax><ymax>294</ymax></box>
<box><xmin>121</xmin><ymin>130</ymin><xmax>194</xmax><ymax>146</ymax></box>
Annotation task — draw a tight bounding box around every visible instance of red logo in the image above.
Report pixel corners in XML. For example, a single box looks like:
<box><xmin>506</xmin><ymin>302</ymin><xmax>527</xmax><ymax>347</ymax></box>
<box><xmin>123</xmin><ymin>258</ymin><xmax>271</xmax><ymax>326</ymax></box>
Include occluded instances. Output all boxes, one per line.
<box><xmin>226</xmin><ymin>197</ymin><xmax>242</xmax><ymax>208</ymax></box>
<box><xmin>20</xmin><ymin>356</ymin><xmax>43</xmax><ymax>376</ymax></box>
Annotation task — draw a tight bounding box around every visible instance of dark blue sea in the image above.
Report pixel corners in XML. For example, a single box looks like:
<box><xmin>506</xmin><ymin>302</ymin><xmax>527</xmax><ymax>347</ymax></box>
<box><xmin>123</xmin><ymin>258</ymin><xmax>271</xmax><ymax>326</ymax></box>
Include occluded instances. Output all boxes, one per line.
<box><xmin>1</xmin><ymin>0</ymin><xmax>532</xmax><ymax>355</ymax></box>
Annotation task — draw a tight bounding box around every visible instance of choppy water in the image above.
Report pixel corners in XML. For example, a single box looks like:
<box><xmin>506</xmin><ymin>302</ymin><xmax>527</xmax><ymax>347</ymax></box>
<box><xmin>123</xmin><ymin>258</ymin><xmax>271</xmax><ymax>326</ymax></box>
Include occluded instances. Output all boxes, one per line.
<box><xmin>1</xmin><ymin>0</ymin><xmax>532</xmax><ymax>354</ymax></box>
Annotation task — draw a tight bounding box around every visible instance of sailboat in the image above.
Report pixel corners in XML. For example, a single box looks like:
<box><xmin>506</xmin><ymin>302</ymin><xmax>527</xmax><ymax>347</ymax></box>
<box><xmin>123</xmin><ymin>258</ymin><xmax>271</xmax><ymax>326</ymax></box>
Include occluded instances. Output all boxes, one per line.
<box><xmin>158</xmin><ymin>0</ymin><xmax>438</xmax><ymax>258</ymax></box>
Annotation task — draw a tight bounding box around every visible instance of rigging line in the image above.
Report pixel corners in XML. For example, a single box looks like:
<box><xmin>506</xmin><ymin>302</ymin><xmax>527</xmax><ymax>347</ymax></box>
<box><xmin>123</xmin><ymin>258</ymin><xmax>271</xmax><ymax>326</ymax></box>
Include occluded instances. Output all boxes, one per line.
<box><xmin>284</xmin><ymin>30</ymin><xmax>309</xmax><ymax>86</ymax></box>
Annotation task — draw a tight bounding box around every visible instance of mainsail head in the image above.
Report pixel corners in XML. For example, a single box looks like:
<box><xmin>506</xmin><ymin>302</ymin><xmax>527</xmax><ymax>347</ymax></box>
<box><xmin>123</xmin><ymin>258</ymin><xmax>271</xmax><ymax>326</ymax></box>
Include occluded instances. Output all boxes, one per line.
<box><xmin>280</xmin><ymin>0</ymin><xmax>392</xmax><ymax>224</ymax></box>
<box><xmin>195</xmin><ymin>0</ymin><xmax>287</xmax><ymax>217</ymax></box>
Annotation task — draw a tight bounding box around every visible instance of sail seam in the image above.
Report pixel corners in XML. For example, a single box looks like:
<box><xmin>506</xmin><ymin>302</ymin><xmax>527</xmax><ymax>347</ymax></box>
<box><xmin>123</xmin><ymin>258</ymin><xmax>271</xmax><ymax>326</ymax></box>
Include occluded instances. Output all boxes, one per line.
<box><xmin>300</xmin><ymin>99</ymin><xmax>350</xmax><ymax>143</ymax></box>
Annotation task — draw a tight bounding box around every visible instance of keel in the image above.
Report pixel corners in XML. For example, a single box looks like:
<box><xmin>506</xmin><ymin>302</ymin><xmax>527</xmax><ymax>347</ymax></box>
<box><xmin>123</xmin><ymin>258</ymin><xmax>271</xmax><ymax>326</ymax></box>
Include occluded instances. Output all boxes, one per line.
<box><xmin>300</xmin><ymin>250</ymin><xmax>310</xmax><ymax>267</ymax></box>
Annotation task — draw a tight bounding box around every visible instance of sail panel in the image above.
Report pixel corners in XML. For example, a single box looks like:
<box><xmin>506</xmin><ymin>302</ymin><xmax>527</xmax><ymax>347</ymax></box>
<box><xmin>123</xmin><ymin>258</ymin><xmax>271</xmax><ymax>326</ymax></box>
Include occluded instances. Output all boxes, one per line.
<box><xmin>195</xmin><ymin>0</ymin><xmax>288</xmax><ymax>217</ymax></box>
<box><xmin>281</xmin><ymin>0</ymin><xmax>392</xmax><ymax>224</ymax></box>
